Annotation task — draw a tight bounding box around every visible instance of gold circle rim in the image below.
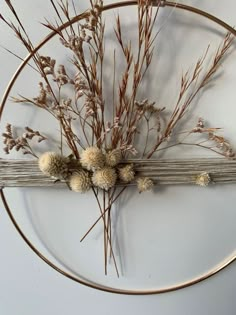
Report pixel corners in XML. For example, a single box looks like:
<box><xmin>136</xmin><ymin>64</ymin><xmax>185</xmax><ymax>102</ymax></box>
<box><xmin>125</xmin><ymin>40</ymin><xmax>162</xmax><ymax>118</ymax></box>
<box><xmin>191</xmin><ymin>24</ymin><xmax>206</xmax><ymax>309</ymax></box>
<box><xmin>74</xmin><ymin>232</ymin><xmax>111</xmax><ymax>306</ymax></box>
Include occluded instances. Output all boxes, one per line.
<box><xmin>1</xmin><ymin>1</ymin><xmax>236</xmax><ymax>295</ymax></box>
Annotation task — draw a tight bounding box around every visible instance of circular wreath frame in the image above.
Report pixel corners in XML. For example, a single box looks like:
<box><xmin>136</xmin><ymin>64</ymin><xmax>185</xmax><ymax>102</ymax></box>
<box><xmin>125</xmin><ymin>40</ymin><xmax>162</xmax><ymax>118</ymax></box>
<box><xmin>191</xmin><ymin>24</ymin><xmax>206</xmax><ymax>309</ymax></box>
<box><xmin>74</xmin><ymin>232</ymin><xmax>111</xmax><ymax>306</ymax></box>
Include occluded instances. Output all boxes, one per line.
<box><xmin>1</xmin><ymin>0</ymin><xmax>236</xmax><ymax>295</ymax></box>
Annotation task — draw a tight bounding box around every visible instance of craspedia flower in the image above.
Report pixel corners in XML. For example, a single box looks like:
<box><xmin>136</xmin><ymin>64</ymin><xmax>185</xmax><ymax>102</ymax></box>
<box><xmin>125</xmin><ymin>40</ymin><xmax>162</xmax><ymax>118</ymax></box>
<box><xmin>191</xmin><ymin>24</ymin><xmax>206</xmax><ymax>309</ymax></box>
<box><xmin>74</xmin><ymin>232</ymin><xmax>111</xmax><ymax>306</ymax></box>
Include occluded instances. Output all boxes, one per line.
<box><xmin>69</xmin><ymin>170</ymin><xmax>91</xmax><ymax>193</ymax></box>
<box><xmin>118</xmin><ymin>164</ymin><xmax>135</xmax><ymax>183</ymax></box>
<box><xmin>105</xmin><ymin>149</ymin><xmax>122</xmax><ymax>167</ymax></box>
<box><xmin>92</xmin><ymin>167</ymin><xmax>117</xmax><ymax>190</ymax></box>
<box><xmin>137</xmin><ymin>177</ymin><xmax>154</xmax><ymax>193</ymax></box>
<box><xmin>80</xmin><ymin>146</ymin><xmax>105</xmax><ymax>170</ymax></box>
<box><xmin>38</xmin><ymin>152</ymin><xmax>68</xmax><ymax>179</ymax></box>
<box><xmin>195</xmin><ymin>172</ymin><xmax>211</xmax><ymax>187</ymax></box>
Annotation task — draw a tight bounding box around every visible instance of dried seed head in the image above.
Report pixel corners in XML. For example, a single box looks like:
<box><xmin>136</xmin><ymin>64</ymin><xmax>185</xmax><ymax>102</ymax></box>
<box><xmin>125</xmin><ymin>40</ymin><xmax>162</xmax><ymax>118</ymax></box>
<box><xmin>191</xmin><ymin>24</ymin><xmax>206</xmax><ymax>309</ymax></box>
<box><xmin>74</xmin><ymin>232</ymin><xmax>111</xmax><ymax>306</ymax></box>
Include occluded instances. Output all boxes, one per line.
<box><xmin>69</xmin><ymin>170</ymin><xmax>91</xmax><ymax>193</ymax></box>
<box><xmin>38</xmin><ymin>152</ymin><xmax>68</xmax><ymax>179</ymax></box>
<box><xmin>92</xmin><ymin>167</ymin><xmax>117</xmax><ymax>190</ymax></box>
<box><xmin>80</xmin><ymin>146</ymin><xmax>105</xmax><ymax>170</ymax></box>
<box><xmin>118</xmin><ymin>164</ymin><xmax>135</xmax><ymax>183</ymax></box>
<box><xmin>195</xmin><ymin>172</ymin><xmax>211</xmax><ymax>187</ymax></box>
<box><xmin>105</xmin><ymin>149</ymin><xmax>122</xmax><ymax>167</ymax></box>
<box><xmin>137</xmin><ymin>177</ymin><xmax>154</xmax><ymax>193</ymax></box>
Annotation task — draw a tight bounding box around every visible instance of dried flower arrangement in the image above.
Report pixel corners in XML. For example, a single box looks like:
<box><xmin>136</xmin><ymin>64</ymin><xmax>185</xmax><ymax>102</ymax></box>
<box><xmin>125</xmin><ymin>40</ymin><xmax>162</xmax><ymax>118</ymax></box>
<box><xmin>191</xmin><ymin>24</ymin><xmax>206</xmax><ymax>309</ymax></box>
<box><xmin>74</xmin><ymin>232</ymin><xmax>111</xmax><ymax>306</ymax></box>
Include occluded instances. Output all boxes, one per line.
<box><xmin>1</xmin><ymin>0</ymin><xmax>236</xmax><ymax>281</ymax></box>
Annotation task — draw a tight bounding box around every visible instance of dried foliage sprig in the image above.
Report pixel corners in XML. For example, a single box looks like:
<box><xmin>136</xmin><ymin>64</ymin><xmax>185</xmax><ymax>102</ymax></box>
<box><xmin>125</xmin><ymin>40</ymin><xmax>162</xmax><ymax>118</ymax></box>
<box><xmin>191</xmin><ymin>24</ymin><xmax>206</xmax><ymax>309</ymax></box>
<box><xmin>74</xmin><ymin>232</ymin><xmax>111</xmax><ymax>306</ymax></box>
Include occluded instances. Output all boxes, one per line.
<box><xmin>2</xmin><ymin>124</ymin><xmax>46</xmax><ymax>157</ymax></box>
<box><xmin>1</xmin><ymin>0</ymin><xmax>235</xmax><ymax>276</ymax></box>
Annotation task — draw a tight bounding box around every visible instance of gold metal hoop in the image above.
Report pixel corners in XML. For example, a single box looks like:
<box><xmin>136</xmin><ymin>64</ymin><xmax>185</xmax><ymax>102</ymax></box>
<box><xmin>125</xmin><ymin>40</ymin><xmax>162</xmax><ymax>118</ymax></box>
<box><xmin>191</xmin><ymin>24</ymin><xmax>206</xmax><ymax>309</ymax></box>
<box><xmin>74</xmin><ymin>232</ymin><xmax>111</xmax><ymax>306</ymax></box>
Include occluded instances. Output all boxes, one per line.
<box><xmin>1</xmin><ymin>1</ymin><xmax>236</xmax><ymax>295</ymax></box>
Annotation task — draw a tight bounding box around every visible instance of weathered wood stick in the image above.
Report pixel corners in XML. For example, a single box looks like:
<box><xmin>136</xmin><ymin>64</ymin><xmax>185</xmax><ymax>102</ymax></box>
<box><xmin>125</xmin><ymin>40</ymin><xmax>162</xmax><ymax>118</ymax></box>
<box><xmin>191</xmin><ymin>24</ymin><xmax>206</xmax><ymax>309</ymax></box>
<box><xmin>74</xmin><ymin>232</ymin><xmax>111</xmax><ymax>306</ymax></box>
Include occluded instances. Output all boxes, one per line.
<box><xmin>0</xmin><ymin>158</ymin><xmax>236</xmax><ymax>187</ymax></box>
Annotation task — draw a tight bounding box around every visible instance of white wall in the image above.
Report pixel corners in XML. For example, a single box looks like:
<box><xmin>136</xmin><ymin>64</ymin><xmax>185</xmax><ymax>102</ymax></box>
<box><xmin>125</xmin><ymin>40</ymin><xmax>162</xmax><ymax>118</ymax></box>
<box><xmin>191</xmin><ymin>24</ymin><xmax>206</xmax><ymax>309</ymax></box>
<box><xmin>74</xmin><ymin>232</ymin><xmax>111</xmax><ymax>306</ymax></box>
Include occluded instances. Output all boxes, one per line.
<box><xmin>1</xmin><ymin>1</ymin><xmax>236</xmax><ymax>314</ymax></box>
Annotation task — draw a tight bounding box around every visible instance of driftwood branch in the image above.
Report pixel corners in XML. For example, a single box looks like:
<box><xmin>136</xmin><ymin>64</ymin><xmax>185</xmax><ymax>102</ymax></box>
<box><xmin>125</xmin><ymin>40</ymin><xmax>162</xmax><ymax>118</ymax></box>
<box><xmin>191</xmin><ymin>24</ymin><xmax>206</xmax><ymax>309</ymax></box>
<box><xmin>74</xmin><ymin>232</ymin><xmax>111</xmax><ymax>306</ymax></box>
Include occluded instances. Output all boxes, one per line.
<box><xmin>0</xmin><ymin>158</ymin><xmax>236</xmax><ymax>187</ymax></box>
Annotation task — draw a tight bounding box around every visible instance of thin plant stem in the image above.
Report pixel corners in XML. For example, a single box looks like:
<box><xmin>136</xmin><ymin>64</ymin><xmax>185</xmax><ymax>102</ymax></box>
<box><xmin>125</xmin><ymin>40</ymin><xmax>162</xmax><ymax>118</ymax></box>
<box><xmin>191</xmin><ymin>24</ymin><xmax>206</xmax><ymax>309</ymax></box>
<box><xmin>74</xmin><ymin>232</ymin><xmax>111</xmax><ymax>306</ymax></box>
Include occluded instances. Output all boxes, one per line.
<box><xmin>91</xmin><ymin>187</ymin><xmax>120</xmax><ymax>277</ymax></box>
<box><xmin>80</xmin><ymin>186</ymin><xmax>127</xmax><ymax>243</ymax></box>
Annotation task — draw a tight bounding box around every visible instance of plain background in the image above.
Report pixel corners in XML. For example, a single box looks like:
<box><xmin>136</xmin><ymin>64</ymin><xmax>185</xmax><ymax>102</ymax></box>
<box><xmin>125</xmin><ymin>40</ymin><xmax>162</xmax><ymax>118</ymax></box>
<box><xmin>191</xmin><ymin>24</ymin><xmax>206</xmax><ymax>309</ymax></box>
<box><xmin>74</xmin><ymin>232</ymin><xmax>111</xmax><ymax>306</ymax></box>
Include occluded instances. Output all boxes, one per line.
<box><xmin>1</xmin><ymin>1</ymin><xmax>236</xmax><ymax>314</ymax></box>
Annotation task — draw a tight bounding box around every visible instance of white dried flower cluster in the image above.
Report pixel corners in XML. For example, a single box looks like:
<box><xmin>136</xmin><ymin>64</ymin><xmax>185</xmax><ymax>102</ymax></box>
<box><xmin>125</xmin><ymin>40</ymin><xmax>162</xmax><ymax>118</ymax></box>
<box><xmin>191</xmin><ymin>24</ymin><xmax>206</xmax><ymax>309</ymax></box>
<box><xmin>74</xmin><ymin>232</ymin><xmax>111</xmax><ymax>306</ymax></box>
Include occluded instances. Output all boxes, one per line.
<box><xmin>69</xmin><ymin>170</ymin><xmax>91</xmax><ymax>193</ymax></box>
<box><xmin>38</xmin><ymin>152</ymin><xmax>68</xmax><ymax>179</ymax></box>
<box><xmin>39</xmin><ymin>56</ymin><xmax>55</xmax><ymax>75</ymax></box>
<box><xmin>136</xmin><ymin>177</ymin><xmax>154</xmax><ymax>193</ymax></box>
<box><xmin>195</xmin><ymin>172</ymin><xmax>211</xmax><ymax>187</ymax></box>
<box><xmin>34</xmin><ymin>82</ymin><xmax>47</xmax><ymax>105</ymax></box>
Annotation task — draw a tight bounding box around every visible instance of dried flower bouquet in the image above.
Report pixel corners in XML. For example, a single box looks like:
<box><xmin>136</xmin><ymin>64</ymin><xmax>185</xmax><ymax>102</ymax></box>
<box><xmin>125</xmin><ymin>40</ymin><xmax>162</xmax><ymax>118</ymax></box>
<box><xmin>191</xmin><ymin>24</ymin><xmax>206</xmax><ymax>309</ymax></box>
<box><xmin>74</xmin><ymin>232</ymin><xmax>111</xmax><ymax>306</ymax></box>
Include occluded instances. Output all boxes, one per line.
<box><xmin>1</xmin><ymin>0</ymin><xmax>235</xmax><ymax>276</ymax></box>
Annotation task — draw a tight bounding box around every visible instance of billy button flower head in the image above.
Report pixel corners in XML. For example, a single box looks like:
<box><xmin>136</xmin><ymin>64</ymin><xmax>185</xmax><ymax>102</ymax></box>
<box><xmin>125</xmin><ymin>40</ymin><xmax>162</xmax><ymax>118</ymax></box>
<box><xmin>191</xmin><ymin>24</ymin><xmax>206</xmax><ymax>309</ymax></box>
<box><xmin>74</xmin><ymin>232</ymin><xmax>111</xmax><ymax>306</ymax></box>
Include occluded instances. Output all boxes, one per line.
<box><xmin>137</xmin><ymin>177</ymin><xmax>154</xmax><ymax>193</ymax></box>
<box><xmin>38</xmin><ymin>152</ymin><xmax>68</xmax><ymax>179</ymax></box>
<box><xmin>80</xmin><ymin>146</ymin><xmax>105</xmax><ymax>170</ymax></box>
<box><xmin>92</xmin><ymin>167</ymin><xmax>117</xmax><ymax>190</ymax></box>
<box><xmin>105</xmin><ymin>148</ymin><xmax>122</xmax><ymax>167</ymax></box>
<box><xmin>118</xmin><ymin>164</ymin><xmax>135</xmax><ymax>183</ymax></box>
<box><xmin>195</xmin><ymin>172</ymin><xmax>211</xmax><ymax>187</ymax></box>
<box><xmin>69</xmin><ymin>170</ymin><xmax>92</xmax><ymax>193</ymax></box>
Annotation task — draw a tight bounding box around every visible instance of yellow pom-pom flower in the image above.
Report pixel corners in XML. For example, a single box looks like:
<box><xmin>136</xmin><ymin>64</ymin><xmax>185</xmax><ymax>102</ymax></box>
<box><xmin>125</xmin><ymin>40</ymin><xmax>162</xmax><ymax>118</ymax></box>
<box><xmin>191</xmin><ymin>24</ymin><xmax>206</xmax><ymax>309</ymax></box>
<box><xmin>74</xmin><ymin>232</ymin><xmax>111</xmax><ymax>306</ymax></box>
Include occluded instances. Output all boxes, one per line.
<box><xmin>92</xmin><ymin>167</ymin><xmax>117</xmax><ymax>190</ymax></box>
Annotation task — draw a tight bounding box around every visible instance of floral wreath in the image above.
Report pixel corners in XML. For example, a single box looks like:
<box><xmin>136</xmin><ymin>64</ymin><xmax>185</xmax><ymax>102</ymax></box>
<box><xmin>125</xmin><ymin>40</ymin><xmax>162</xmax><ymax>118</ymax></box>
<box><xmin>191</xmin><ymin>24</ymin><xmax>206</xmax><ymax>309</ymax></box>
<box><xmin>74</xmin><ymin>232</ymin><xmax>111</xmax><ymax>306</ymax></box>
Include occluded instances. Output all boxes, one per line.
<box><xmin>1</xmin><ymin>0</ymin><xmax>236</xmax><ymax>294</ymax></box>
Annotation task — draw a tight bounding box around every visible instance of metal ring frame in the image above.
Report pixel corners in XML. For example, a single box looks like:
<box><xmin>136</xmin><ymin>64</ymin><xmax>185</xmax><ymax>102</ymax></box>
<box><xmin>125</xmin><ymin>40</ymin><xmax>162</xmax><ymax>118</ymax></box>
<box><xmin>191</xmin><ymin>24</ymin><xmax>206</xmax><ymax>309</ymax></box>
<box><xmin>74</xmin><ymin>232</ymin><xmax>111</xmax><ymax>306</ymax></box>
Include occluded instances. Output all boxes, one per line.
<box><xmin>1</xmin><ymin>1</ymin><xmax>236</xmax><ymax>295</ymax></box>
